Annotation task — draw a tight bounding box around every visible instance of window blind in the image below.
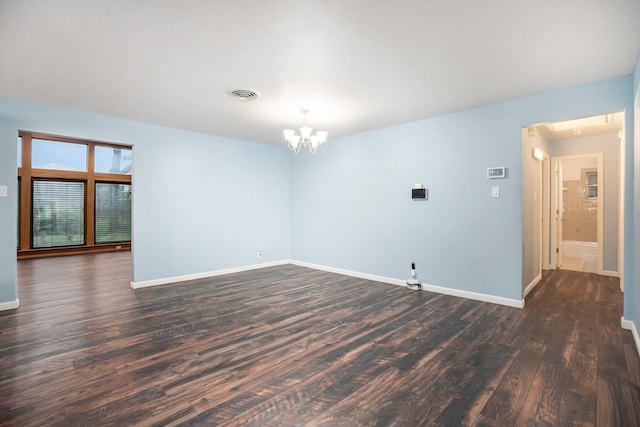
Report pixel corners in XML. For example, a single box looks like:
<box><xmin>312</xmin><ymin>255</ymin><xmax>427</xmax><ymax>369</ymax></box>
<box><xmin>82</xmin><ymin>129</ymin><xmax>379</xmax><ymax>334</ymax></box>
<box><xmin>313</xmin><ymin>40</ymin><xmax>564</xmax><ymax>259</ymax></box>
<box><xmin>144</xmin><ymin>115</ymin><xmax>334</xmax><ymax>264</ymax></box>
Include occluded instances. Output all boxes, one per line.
<box><xmin>32</xmin><ymin>180</ymin><xmax>85</xmax><ymax>248</ymax></box>
<box><xmin>95</xmin><ymin>183</ymin><xmax>131</xmax><ymax>244</ymax></box>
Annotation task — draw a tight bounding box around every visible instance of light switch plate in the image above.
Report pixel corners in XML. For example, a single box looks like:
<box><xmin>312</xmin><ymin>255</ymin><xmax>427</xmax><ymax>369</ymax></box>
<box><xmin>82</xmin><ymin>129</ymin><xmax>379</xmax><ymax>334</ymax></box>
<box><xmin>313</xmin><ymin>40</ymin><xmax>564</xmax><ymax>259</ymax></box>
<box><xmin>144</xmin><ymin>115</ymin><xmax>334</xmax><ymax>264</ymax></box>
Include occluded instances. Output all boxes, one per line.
<box><xmin>491</xmin><ymin>186</ymin><xmax>500</xmax><ymax>198</ymax></box>
<box><xmin>0</xmin><ymin>185</ymin><xmax>7</xmax><ymax>197</ymax></box>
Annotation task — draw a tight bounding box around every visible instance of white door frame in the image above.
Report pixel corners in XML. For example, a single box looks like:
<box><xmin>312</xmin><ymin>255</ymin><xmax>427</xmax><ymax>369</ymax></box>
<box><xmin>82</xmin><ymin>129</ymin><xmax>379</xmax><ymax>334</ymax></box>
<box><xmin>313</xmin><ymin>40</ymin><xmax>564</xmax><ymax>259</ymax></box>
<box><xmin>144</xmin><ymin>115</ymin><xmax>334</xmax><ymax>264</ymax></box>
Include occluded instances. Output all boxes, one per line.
<box><xmin>541</xmin><ymin>155</ymin><xmax>550</xmax><ymax>270</ymax></box>
<box><xmin>618</xmin><ymin>129</ymin><xmax>625</xmax><ymax>290</ymax></box>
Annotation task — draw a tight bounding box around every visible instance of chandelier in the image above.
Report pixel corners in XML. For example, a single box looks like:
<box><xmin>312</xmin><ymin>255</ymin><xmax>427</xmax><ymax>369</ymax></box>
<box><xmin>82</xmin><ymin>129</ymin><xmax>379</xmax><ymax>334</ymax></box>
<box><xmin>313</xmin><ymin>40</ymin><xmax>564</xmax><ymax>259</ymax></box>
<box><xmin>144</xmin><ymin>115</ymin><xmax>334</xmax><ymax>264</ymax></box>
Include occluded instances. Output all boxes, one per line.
<box><xmin>283</xmin><ymin>109</ymin><xmax>328</xmax><ymax>154</ymax></box>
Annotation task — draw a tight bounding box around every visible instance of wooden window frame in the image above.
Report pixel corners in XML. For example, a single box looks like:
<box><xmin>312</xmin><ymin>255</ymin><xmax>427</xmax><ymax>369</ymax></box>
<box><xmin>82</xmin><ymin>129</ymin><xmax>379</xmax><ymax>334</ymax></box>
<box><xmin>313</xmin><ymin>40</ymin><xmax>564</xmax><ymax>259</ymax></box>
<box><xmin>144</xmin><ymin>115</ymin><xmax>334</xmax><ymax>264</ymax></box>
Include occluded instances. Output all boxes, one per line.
<box><xmin>17</xmin><ymin>131</ymin><xmax>132</xmax><ymax>259</ymax></box>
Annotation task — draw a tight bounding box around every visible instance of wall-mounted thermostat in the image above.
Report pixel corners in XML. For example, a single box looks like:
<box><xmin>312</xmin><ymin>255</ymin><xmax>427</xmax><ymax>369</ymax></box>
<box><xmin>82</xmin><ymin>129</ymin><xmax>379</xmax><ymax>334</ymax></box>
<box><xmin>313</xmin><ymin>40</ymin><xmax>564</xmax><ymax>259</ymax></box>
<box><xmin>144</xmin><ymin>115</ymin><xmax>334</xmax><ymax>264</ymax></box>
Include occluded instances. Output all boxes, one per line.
<box><xmin>487</xmin><ymin>167</ymin><xmax>506</xmax><ymax>179</ymax></box>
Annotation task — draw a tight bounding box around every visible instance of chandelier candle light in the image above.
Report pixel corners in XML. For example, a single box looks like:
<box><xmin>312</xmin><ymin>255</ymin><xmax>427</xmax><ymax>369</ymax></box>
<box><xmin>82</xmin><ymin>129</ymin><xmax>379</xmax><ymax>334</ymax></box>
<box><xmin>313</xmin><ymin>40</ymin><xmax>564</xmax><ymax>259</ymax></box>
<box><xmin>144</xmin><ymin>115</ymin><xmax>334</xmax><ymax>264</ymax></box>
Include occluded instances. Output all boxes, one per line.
<box><xmin>283</xmin><ymin>109</ymin><xmax>328</xmax><ymax>154</ymax></box>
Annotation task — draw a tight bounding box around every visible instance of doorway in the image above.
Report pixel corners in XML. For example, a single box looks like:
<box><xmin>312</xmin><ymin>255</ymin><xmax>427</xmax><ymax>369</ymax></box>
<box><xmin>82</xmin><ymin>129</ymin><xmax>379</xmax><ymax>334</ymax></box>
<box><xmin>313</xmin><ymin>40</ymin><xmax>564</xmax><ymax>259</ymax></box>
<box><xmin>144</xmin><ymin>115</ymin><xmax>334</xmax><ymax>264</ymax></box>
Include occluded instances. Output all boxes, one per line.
<box><xmin>522</xmin><ymin>112</ymin><xmax>624</xmax><ymax>296</ymax></box>
<box><xmin>551</xmin><ymin>154</ymin><xmax>603</xmax><ymax>274</ymax></box>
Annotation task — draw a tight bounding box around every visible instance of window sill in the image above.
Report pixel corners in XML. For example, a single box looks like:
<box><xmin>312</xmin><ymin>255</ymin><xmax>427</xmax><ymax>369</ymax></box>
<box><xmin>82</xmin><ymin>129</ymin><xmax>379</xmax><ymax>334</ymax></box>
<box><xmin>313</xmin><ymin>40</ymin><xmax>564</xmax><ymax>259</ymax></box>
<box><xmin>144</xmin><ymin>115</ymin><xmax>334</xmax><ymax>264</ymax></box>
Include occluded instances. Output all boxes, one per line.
<box><xmin>17</xmin><ymin>243</ymin><xmax>131</xmax><ymax>260</ymax></box>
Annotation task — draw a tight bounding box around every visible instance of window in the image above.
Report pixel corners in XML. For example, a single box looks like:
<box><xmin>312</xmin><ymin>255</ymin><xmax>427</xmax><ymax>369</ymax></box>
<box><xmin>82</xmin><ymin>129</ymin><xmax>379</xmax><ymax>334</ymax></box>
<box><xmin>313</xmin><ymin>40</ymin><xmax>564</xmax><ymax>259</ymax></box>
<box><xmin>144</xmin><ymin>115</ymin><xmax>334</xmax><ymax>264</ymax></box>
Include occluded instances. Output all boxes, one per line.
<box><xmin>95</xmin><ymin>183</ymin><xmax>131</xmax><ymax>243</ymax></box>
<box><xmin>585</xmin><ymin>171</ymin><xmax>598</xmax><ymax>199</ymax></box>
<box><xmin>32</xmin><ymin>181</ymin><xmax>85</xmax><ymax>248</ymax></box>
<box><xmin>17</xmin><ymin>131</ymin><xmax>132</xmax><ymax>257</ymax></box>
<box><xmin>94</xmin><ymin>146</ymin><xmax>132</xmax><ymax>174</ymax></box>
<box><xmin>31</xmin><ymin>138</ymin><xmax>87</xmax><ymax>171</ymax></box>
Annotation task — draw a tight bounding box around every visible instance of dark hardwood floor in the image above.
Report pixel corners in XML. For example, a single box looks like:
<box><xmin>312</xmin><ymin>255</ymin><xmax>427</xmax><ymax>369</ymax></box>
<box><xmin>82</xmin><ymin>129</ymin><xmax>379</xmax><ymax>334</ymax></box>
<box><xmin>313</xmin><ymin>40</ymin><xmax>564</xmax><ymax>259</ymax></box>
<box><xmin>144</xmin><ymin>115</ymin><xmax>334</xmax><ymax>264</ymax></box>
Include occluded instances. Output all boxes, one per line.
<box><xmin>1</xmin><ymin>253</ymin><xmax>639</xmax><ymax>426</ymax></box>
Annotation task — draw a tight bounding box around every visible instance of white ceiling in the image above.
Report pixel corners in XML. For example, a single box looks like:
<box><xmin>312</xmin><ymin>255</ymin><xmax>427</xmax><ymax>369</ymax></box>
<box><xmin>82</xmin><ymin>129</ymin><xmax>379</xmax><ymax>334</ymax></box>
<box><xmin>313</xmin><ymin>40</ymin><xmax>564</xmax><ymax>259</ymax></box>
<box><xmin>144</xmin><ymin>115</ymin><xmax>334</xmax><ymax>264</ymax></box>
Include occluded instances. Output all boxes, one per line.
<box><xmin>1</xmin><ymin>0</ymin><xmax>639</xmax><ymax>146</ymax></box>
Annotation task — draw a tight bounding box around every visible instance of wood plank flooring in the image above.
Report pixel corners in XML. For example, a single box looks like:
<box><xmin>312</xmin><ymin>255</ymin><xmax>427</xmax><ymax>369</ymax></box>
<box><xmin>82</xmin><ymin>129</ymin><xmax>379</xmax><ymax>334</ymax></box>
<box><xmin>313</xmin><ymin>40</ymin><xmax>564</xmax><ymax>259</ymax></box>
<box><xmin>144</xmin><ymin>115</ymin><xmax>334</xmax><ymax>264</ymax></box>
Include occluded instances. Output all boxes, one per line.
<box><xmin>1</xmin><ymin>252</ymin><xmax>639</xmax><ymax>426</ymax></box>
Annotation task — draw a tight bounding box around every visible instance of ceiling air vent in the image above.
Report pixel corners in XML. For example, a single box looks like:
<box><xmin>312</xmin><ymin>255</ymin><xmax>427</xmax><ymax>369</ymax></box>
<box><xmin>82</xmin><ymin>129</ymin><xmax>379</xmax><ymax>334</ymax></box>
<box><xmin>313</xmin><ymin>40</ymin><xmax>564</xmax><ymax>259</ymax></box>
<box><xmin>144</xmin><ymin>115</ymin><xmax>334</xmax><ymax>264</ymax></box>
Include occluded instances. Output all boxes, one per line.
<box><xmin>227</xmin><ymin>89</ymin><xmax>259</xmax><ymax>102</ymax></box>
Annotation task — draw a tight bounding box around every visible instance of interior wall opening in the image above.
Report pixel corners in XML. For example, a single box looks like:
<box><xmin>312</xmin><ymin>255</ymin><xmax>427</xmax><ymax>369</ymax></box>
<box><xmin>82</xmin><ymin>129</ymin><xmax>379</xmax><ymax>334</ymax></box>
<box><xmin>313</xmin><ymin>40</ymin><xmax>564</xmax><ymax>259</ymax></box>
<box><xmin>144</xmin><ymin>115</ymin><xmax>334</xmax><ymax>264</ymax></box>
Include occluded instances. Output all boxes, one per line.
<box><xmin>16</xmin><ymin>131</ymin><xmax>133</xmax><ymax>305</ymax></box>
<box><xmin>522</xmin><ymin>111</ymin><xmax>625</xmax><ymax>298</ymax></box>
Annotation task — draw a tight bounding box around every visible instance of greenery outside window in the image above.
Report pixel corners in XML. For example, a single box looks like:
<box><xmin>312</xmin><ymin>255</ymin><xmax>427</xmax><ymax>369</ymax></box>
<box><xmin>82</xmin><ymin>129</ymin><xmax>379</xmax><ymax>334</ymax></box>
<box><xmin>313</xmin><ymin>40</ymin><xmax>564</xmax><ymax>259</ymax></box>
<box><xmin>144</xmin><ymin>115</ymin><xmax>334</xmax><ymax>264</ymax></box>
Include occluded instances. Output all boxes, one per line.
<box><xmin>95</xmin><ymin>183</ymin><xmax>131</xmax><ymax>244</ymax></box>
<box><xmin>32</xmin><ymin>180</ymin><xmax>85</xmax><ymax>248</ymax></box>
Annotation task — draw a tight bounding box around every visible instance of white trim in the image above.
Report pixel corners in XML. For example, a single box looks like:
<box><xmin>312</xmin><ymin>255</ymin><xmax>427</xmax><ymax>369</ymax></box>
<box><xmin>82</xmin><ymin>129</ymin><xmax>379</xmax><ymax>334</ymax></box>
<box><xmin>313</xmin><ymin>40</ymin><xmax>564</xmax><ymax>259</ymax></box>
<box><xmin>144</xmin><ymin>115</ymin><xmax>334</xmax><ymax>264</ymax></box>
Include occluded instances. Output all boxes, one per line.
<box><xmin>542</xmin><ymin>154</ymin><xmax>551</xmax><ymax>270</ymax></box>
<box><xmin>621</xmin><ymin>317</ymin><xmax>640</xmax><ymax>358</ymax></box>
<box><xmin>291</xmin><ymin>260</ymin><xmax>525</xmax><ymax>309</ymax></box>
<box><xmin>601</xmin><ymin>270</ymin><xmax>620</xmax><ymax>278</ymax></box>
<box><xmin>130</xmin><ymin>260</ymin><xmax>290</xmax><ymax>289</ymax></box>
<box><xmin>420</xmin><ymin>282</ymin><xmax>524</xmax><ymax>308</ymax></box>
<box><xmin>131</xmin><ymin>259</ymin><xmax>525</xmax><ymax>309</ymax></box>
<box><xmin>0</xmin><ymin>298</ymin><xmax>19</xmax><ymax>312</ymax></box>
<box><xmin>618</xmin><ymin>127</ymin><xmax>625</xmax><ymax>292</ymax></box>
<box><xmin>523</xmin><ymin>273</ymin><xmax>542</xmax><ymax>298</ymax></box>
<box><xmin>596</xmin><ymin>153</ymin><xmax>604</xmax><ymax>275</ymax></box>
<box><xmin>291</xmin><ymin>260</ymin><xmax>406</xmax><ymax>287</ymax></box>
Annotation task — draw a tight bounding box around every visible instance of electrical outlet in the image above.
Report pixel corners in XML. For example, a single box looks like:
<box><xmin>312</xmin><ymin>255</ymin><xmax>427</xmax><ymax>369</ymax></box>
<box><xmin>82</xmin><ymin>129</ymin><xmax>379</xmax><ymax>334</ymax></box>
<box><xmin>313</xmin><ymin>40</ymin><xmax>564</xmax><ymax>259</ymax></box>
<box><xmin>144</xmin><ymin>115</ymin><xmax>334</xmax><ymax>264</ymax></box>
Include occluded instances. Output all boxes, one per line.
<box><xmin>257</xmin><ymin>249</ymin><xmax>263</xmax><ymax>258</ymax></box>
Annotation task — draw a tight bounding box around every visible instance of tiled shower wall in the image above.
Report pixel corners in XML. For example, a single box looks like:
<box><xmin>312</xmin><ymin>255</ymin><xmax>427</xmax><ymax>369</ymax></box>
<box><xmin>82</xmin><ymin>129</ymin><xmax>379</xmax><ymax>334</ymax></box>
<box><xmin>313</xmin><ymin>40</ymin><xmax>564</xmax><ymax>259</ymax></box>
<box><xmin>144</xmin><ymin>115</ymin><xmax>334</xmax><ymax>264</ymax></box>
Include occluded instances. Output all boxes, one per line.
<box><xmin>562</xmin><ymin>176</ymin><xmax>597</xmax><ymax>242</ymax></box>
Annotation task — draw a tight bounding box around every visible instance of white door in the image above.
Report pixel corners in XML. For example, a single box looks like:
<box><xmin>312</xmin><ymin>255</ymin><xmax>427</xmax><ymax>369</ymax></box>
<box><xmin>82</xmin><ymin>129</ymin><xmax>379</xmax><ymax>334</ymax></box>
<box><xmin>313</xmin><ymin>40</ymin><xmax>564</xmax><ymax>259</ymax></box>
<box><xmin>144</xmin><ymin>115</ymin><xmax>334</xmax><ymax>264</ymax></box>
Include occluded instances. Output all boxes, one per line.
<box><xmin>534</xmin><ymin>156</ymin><xmax>543</xmax><ymax>276</ymax></box>
<box><xmin>555</xmin><ymin>160</ymin><xmax>564</xmax><ymax>268</ymax></box>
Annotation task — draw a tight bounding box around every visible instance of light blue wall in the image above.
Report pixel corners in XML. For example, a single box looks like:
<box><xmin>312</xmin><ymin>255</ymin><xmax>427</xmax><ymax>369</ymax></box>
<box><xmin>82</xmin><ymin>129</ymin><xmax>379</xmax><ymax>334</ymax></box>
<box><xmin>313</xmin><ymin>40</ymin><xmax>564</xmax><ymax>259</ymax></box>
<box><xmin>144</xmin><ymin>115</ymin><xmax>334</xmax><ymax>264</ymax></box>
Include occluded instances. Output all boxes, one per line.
<box><xmin>130</xmin><ymin>125</ymin><xmax>291</xmax><ymax>282</ymax></box>
<box><xmin>0</xmin><ymin>117</ymin><xmax>18</xmax><ymax>304</ymax></box>
<box><xmin>291</xmin><ymin>76</ymin><xmax>634</xmax><ymax>305</ymax></box>
<box><xmin>0</xmin><ymin>97</ymin><xmax>291</xmax><ymax>303</ymax></box>
<box><xmin>0</xmin><ymin>75</ymin><xmax>636</xmax><ymax>315</ymax></box>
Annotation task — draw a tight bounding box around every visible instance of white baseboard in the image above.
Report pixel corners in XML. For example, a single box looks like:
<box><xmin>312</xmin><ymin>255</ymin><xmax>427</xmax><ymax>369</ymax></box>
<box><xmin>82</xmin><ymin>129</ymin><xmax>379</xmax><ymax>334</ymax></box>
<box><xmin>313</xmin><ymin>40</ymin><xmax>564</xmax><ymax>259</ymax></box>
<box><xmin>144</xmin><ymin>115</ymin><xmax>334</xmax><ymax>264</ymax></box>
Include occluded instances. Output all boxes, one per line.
<box><xmin>523</xmin><ymin>273</ymin><xmax>542</xmax><ymax>298</ymax></box>
<box><xmin>0</xmin><ymin>298</ymin><xmax>20</xmax><ymax>312</ymax></box>
<box><xmin>131</xmin><ymin>259</ymin><xmax>525</xmax><ymax>309</ymax></box>
<box><xmin>420</xmin><ymin>282</ymin><xmax>525</xmax><ymax>308</ymax></box>
<box><xmin>130</xmin><ymin>260</ymin><xmax>290</xmax><ymax>289</ymax></box>
<box><xmin>601</xmin><ymin>270</ymin><xmax>619</xmax><ymax>278</ymax></box>
<box><xmin>291</xmin><ymin>260</ymin><xmax>524</xmax><ymax>309</ymax></box>
<box><xmin>291</xmin><ymin>260</ymin><xmax>406</xmax><ymax>287</ymax></box>
<box><xmin>621</xmin><ymin>317</ymin><xmax>640</xmax><ymax>358</ymax></box>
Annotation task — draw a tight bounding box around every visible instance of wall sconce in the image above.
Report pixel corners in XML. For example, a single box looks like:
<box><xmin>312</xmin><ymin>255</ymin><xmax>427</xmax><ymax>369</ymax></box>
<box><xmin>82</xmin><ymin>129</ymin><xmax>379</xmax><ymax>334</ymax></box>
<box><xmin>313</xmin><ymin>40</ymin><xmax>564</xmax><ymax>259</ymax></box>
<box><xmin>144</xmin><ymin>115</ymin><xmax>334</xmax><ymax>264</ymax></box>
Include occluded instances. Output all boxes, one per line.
<box><xmin>532</xmin><ymin>147</ymin><xmax>544</xmax><ymax>161</ymax></box>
